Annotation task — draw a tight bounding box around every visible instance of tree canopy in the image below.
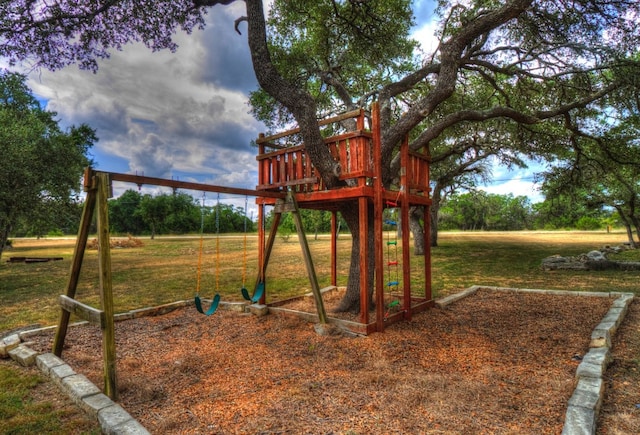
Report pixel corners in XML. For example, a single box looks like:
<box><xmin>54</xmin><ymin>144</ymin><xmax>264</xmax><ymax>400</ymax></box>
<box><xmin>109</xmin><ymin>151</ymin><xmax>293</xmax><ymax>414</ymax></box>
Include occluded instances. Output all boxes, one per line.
<box><xmin>0</xmin><ymin>70</ymin><xmax>96</xmax><ymax>258</ymax></box>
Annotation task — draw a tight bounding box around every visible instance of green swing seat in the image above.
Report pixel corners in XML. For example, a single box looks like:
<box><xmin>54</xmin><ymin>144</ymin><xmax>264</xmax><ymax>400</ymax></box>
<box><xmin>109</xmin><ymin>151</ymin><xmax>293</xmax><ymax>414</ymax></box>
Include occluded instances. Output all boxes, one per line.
<box><xmin>241</xmin><ymin>281</ymin><xmax>265</xmax><ymax>303</ymax></box>
<box><xmin>194</xmin><ymin>293</ymin><xmax>221</xmax><ymax>316</ymax></box>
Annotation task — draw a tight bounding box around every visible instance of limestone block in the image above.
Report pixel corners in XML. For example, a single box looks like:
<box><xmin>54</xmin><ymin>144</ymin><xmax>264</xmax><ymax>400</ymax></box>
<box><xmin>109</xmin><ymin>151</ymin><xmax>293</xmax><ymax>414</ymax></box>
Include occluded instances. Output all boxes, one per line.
<box><xmin>98</xmin><ymin>404</ymin><xmax>135</xmax><ymax>434</ymax></box>
<box><xmin>80</xmin><ymin>393</ymin><xmax>114</xmax><ymax>419</ymax></box>
<box><xmin>19</xmin><ymin>325</ymin><xmax>57</xmax><ymax>340</ymax></box>
<box><xmin>582</xmin><ymin>347</ymin><xmax>611</xmax><ymax>371</ymax></box>
<box><xmin>594</xmin><ymin>320</ymin><xmax>617</xmax><ymax>337</ymax></box>
<box><xmin>562</xmin><ymin>405</ymin><xmax>596</xmax><ymax>435</ymax></box>
<box><xmin>600</xmin><ymin>308</ymin><xmax>624</xmax><ymax>329</ymax></box>
<box><xmin>8</xmin><ymin>345</ymin><xmax>38</xmax><ymax>367</ymax></box>
<box><xmin>36</xmin><ymin>353</ymin><xmax>65</xmax><ymax>375</ymax></box>
<box><xmin>108</xmin><ymin>419</ymin><xmax>151</xmax><ymax>435</ymax></box>
<box><xmin>590</xmin><ymin>328</ymin><xmax>611</xmax><ymax>349</ymax></box>
<box><xmin>568</xmin><ymin>377</ymin><xmax>604</xmax><ymax>414</ymax></box>
<box><xmin>114</xmin><ymin>312</ymin><xmax>135</xmax><ymax>322</ymax></box>
<box><xmin>435</xmin><ymin>286</ymin><xmax>478</xmax><ymax>307</ymax></box>
<box><xmin>576</xmin><ymin>361</ymin><xmax>603</xmax><ymax>379</ymax></box>
<box><xmin>61</xmin><ymin>374</ymin><xmax>102</xmax><ymax>405</ymax></box>
<box><xmin>221</xmin><ymin>301</ymin><xmax>249</xmax><ymax>313</ymax></box>
<box><xmin>611</xmin><ymin>294</ymin><xmax>633</xmax><ymax>313</ymax></box>
<box><xmin>50</xmin><ymin>363</ymin><xmax>76</xmax><ymax>386</ymax></box>
<box><xmin>248</xmin><ymin>304</ymin><xmax>269</xmax><ymax>317</ymax></box>
<box><xmin>0</xmin><ymin>334</ymin><xmax>21</xmax><ymax>358</ymax></box>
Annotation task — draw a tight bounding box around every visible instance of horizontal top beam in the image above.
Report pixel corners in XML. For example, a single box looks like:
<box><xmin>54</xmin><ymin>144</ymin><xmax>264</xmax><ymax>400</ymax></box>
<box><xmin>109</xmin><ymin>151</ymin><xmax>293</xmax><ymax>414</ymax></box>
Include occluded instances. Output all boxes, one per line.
<box><xmin>89</xmin><ymin>169</ymin><xmax>287</xmax><ymax>199</ymax></box>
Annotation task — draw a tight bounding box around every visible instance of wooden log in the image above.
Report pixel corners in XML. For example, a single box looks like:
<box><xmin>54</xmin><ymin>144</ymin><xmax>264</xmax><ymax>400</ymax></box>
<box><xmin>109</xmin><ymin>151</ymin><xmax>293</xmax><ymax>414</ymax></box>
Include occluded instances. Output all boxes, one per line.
<box><xmin>58</xmin><ymin>295</ymin><xmax>105</xmax><ymax>327</ymax></box>
<box><xmin>96</xmin><ymin>173</ymin><xmax>118</xmax><ymax>401</ymax></box>
<box><xmin>53</xmin><ymin>183</ymin><xmax>97</xmax><ymax>357</ymax></box>
<box><xmin>289</xmin><ymin>193</ymin><xmax>328</xmax><ymax>325</ymax></box>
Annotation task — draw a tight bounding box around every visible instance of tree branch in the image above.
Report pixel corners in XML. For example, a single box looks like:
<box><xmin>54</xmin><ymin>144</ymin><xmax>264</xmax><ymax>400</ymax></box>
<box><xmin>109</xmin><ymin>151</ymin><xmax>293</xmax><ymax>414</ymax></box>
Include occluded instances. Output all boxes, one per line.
<box><xmin>244</xmin><ymin>0</ymin><xmax>341</xmax><ymax>187</ymax></box>
<box><xmin>381</xmin><ymin>0</ymin><xmax>534</xmax><ymax>171</ymax></box>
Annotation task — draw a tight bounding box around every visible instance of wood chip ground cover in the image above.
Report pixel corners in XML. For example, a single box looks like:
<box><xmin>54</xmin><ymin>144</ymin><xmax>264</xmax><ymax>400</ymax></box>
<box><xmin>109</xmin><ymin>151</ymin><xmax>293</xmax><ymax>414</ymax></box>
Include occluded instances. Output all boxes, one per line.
<box><xmin>27</xmin><ymin>290</ymin><xmax>614</xmax><ymax>434</ymax></box>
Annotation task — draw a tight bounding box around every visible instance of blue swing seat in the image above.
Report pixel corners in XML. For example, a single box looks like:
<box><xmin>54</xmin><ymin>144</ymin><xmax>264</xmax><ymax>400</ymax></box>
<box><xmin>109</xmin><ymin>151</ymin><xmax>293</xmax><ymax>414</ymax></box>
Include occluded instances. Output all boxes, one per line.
<box><xmin>241</xmin><ymin>281</ymin><xmax>265</xmax><ymax>303</ymax></box>
<box><xmin>194</xmin><ymin>293</ymin><xmax>221</xmax><ymax>316</ymax></box>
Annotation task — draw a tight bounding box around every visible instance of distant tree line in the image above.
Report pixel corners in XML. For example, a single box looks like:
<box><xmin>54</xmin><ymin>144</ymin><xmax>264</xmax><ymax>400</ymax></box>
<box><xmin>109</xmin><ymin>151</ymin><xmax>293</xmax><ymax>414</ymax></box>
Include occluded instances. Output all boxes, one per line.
<box><xmin>438</xmin><ymin>191</ymin><xmax>616</xmax><ymax>232</ymax></box>
<box><xmin>9</xmin><ymin>187</ymin><xmax>620</xmax><ymax>241</ymax></box>
<box><xmin>109</xmin><ymin>190</ymin><xmax>355</xmax><ymax>238</ymax></box>
<box><xmin>106</xmin><ymin>190</ymin><xmax>254</xmax><ymax>238</ymax></box>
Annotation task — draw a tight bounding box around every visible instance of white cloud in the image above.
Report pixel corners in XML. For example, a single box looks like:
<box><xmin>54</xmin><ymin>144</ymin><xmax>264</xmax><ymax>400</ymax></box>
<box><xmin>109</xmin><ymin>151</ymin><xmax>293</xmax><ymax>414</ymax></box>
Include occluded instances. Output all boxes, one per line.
<box><xmin>480</xmin><ymin>179</ymin><xmax>544</xmax><ymax>203</ymax></box>
<box><xmin>22</xmin><ymin>6</ymin><xmax>263</xmax><ymax>189</ymax></box>
<box><xmin>410</xmin><ymin>0</ymin><xmax>440</xmax><ymax>55</ymax></box>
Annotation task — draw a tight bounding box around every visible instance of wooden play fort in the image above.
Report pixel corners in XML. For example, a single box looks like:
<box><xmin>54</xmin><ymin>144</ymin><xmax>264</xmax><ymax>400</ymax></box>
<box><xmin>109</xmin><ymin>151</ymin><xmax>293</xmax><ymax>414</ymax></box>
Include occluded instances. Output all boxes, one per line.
<box><xmin>255</xmin><ymin>102</ymin><xmax>433</xmax><ymax>334</ymax></box>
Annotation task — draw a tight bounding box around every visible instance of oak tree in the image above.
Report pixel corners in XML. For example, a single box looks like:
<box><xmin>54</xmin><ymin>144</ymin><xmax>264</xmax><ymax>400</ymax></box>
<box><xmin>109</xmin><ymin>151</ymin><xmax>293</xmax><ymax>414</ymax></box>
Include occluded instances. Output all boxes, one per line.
<box><xmin>0</xmin><ymin>71</ymin><xmax>95</xmax><ymax>259</ymax></box>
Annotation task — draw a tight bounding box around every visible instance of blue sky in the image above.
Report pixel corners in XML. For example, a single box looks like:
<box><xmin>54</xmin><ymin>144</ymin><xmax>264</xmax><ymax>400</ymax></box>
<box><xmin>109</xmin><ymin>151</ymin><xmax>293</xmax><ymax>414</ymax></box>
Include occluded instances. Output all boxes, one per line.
<box><xmin>5</xmin><ymin>0</ymin><xmax>543</xmax><ymax>207</ymax></box>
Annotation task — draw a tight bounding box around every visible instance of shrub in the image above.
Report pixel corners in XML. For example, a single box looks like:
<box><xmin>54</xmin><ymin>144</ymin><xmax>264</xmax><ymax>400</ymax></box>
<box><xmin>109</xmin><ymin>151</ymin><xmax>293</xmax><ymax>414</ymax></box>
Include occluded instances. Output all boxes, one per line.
<box><xmin>575</xmin><ymin>216</ymin><xmax>602</xmax><ymax>231</ymax></box>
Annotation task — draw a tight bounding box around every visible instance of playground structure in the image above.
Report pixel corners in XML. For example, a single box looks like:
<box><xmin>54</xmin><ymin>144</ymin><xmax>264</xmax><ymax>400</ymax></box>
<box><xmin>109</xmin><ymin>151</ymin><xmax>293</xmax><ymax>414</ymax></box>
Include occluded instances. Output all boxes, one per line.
<box><xmin>254</xmin><ymin>102</ymin><xmax>433</xmax><ymax>333</ymax></box>
<box><xmin>52</xmin><ymin>102</ymin><xmax>432</xmax><ymax>400</ymax></box>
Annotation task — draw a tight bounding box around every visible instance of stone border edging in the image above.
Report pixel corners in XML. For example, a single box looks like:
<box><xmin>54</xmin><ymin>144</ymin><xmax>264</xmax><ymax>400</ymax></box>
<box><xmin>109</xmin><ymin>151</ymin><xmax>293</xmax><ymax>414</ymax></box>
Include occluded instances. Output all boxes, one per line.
<box><xmin>1</xmin><ymin>288</ymin><xmax>634</xmax><ymax>434</ymax></box>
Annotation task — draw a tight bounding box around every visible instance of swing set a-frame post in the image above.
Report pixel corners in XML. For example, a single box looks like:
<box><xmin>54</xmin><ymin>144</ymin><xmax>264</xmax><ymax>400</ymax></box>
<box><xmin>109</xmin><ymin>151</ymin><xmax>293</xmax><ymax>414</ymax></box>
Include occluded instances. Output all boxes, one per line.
<box><xmin>53</xmin><ymin>168</ymin><xmax>118</xmax><ymax>400</ymax></box>
<box><xmin>53</xmin><ymin>169</ymin><xmax>96</xmax><ymax>357</ymax></box>
<box><xmin>96</xmin><ymin>172</ymin><xmax>118</xmax><ymax>401</ymax></box>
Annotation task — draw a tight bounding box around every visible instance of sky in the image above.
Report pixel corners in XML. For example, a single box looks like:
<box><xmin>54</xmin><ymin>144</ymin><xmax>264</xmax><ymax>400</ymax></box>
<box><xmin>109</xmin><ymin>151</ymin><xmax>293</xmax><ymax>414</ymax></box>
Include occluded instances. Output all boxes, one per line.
<box><xmin>6</xmin><ymin>0</ymin><xmax>543</xmax><ymax>208</ymax></box>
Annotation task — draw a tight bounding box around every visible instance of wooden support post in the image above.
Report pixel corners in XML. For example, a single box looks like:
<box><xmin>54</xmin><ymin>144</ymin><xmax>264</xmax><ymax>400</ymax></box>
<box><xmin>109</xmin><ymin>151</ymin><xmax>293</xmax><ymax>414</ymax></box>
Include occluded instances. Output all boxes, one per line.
<box><xmin>96</xmin><ymin>172</ymin><xmax>118</xmax><ymax>401</ymax></box>
<box><xmin>400</xmin><ymin>135</ymin><xmax>412</xmax><ymax>319</ymax></box>
<box><xmin>371</xmin><ymin>102</ymin><xmax>385</xmax><ymax>331</ymax></box>
<box><xmin>53</xmin><ymin>169</ymin><xmax>97</xmax><ymax>357</ymax></box>
<box><xmin>358</xmin><ymin>197</ymin><xmax>371</xmax><ymax>326</ymax></box>
<box><xmin>289</xmin><ymin>193</ymin><xmax>328</xmax><ymax>324</ymax></box>
<box><xmin>257</xmin><ymin>203</ymin><xmax>265</xmax><ymax>293</ymax></box>
<box><xmin>331</xmin><ymin>211</ymin><xmax>337</xmax><ymax>287</ymax></box>
<box><xmin>257</xmin><ymin>205</ymin><xmax>281</xmax><ymax>303</ymax></box>
<box><xmin>400</xmin><ymin>196</ymin><xmax>412</xmax><ymax>318</ymax></box>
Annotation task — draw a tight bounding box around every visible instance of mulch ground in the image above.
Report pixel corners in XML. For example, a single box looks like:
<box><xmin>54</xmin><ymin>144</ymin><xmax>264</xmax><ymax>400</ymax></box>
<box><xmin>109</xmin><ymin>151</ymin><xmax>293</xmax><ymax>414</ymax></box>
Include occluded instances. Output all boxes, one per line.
<box><xmin>27</xmin><ymin>289</ymin><xmax>616</xmax><ymax>434</ymax></box>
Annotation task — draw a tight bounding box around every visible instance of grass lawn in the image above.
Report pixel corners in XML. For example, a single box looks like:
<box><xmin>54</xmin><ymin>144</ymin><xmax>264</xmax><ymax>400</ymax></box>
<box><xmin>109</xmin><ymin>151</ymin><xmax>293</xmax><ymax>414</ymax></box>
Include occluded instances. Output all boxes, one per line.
<box><xmin>1</xmin><ymin>230</ymin><xmax>638</xmax><ymax>332</ymax></box>
<box><xmin>0</xmin><ymin>361</ymin><xmax>98</xmax><ymax>434</ymax></box>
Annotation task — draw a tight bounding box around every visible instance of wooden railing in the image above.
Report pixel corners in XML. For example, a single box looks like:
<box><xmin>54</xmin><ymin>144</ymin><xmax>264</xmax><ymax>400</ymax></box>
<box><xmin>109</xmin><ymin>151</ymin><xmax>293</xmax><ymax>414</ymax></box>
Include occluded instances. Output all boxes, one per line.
<box><xmin>256</xmin><ymin>109</ymin><xmax>373</xmax><ymax>192</ymax></box>
<box><xmin>256</xmin><ymin>144</ymin><xmax>319</xmax><ymax>192</ymax></box>
<box><xmin>407</xmin><ymin>150</ymin><xmax>430</xmax><ymax>194</ymax></box>
<box><xmin>255</xmin><ymin>107</ymin><xmax>430</xmax><ymax>196</ymax></box>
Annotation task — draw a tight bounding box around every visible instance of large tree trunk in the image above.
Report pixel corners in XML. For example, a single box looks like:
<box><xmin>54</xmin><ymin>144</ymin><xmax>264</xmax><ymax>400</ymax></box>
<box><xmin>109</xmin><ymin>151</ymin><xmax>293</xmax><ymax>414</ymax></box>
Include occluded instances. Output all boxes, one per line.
<box><xmin>334</xmin><ymin>202</ymin><xmax>375</xmax><ymax>314</ymax></box>
<box><xmin>409</xmin><ymin>206</ymin><xmax>425</xmax><ymax>256</ymax></box>
<box><xmin>430</xmin><ymin>205</ymin><xmax>439</xmax><ymax>247</ymax></box>
<box><xmin>631</xmin><ymin>215</ymin><xmax>640</xmax><ymax>248</ymax></box>
<box><xmin>624</xmin><ymin>223</ymin><xmax>636</xmax><ymax>248</ymax></box>
<box><xmin>616</xmin><ymin>206</ymin><xmax>638</xmax><ymax>248</ymax></box>
<box><xmin>429</xmin><ymin>186</ymin><xmax>442</xmax><ymax>247</ymax></box>
<box><xmin>0</xmin><ymin>223</ymin><xmax>11</xmax><ymax>261</ymax></box>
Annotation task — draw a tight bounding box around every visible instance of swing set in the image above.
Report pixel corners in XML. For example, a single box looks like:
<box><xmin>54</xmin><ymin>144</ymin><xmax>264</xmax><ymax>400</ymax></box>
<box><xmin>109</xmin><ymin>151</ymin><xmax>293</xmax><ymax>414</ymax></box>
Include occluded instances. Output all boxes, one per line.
<box><xmin>52</xmin><ymin>168</ymin><xmax>285</xmax><ymax>399</ymax></box>
<box><xmin>193</xmin><ymin>193</ymin><xmax>263</xmax><ymax>314</ymax></box>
